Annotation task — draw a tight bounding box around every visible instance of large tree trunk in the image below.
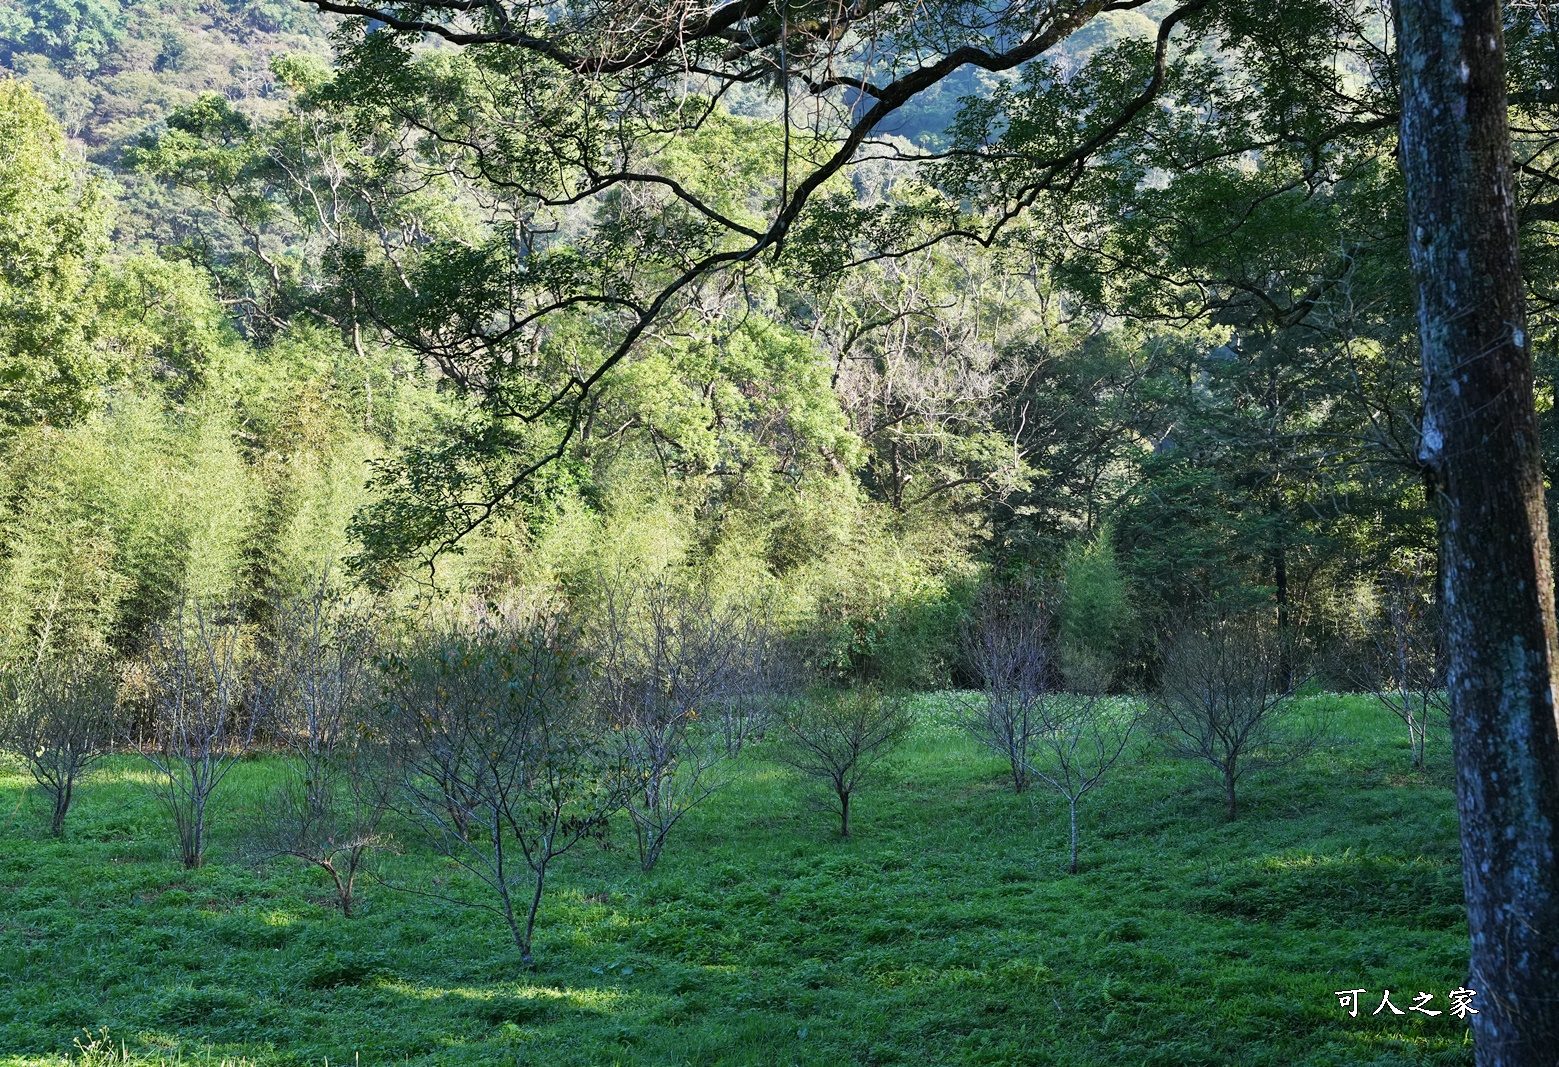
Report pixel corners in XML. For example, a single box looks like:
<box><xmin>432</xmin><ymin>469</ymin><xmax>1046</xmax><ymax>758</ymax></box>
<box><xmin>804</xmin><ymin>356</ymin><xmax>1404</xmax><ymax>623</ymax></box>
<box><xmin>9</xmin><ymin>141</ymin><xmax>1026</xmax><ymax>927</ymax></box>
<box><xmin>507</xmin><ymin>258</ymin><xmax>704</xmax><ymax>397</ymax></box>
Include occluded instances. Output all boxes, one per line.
<box><xmin>1396</xmin><ymin>1</ymin><xmax>1559</xmax><ymax>1060</ymax></box>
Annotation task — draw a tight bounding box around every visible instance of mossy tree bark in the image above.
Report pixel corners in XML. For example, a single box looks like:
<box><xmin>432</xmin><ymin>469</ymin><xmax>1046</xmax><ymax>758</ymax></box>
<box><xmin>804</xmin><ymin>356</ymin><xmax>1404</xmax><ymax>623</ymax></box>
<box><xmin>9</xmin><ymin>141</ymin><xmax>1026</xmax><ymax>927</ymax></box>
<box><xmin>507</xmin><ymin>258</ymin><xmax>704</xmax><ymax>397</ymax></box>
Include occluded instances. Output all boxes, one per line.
<box><xmin>1397</xmin><ymin>1</ymin><xmax>1559</xmax><ymax>1060</ymax></box>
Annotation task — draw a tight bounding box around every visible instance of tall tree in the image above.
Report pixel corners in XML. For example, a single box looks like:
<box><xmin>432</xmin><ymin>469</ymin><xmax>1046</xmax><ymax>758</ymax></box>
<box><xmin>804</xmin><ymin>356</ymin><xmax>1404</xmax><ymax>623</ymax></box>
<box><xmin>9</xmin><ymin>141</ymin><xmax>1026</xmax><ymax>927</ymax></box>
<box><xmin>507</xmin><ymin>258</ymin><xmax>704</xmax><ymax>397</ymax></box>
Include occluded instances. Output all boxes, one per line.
<box><xmin>1396</xmin><ymin>0</ymin><xmax>1559</xmax><ymax>1061</ymax></box>
<box><xmin>230</xmin><ymin>0</ymin><xmax>1219</xmax><ymax>573</ymax></box>
<box><xmin>0</xmin><ymin>77</ymin><xmax>112</xmax><ymax>433</ymax></box>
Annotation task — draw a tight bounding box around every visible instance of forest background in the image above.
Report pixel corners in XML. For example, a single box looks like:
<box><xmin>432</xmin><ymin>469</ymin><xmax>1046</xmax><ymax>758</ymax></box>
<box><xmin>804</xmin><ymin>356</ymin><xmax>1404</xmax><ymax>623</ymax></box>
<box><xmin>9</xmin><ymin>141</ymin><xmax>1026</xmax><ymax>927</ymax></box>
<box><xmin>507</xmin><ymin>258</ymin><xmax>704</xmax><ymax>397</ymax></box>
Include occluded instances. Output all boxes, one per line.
<box><xmin>3</xmin><ymin>0</ymin><xmax>1545</xmax><ymax>1061</ymax></box>
<box><xmin>7</xmin><ymin>0</ymin><xmax>1528</xmax><ymax>683</ymax></box>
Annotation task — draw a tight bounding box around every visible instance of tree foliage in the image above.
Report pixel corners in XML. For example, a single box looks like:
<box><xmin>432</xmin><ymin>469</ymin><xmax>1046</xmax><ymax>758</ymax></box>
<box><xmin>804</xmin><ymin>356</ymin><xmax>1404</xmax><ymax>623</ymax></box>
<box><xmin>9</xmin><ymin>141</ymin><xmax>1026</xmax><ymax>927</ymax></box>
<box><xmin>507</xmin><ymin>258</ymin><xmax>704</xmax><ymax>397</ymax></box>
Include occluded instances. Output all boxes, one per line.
<box><xmin>0</xmin><ymin>77</ymin><xmax>112</xmax><ymax>433</ymax></box>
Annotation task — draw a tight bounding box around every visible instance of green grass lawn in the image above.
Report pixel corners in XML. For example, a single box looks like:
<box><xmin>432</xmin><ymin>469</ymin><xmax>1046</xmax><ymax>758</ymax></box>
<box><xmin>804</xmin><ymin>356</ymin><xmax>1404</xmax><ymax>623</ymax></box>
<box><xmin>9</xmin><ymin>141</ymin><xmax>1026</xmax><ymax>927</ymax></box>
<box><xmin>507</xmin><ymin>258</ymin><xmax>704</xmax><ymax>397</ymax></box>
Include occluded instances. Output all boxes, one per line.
<box><xmin>0</xmin><ymin>694</ymin><xmax>1474</xmax><ymax>1066</ymax></box>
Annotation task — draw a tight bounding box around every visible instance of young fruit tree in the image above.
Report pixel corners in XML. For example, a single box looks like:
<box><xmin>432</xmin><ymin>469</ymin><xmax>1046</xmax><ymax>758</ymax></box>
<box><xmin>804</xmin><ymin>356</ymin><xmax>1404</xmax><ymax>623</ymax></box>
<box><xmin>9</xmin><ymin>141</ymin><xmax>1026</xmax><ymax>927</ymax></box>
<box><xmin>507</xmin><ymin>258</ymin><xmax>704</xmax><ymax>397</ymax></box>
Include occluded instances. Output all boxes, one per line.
<box><xmin>0</xmin><ymin>655</ymin><xmax>117</xmax><ymax>836</ymax></box>
<box><xmin>773</xmin><ymin>688</ymin><xmax>911</xmax><ymax>838</ymax></box>
<box><xmin>960</xmin><ymin>587</ymin><xmax>1139</xmax><ymax>871</ymax></box>
<box><xmin>1026</xmin><ymin>691</ymin><xmax>1140</xmax><ymax>875</ymax></box>
<box><xmin>378</xmin><ymin>617</ymin><xmax>625</xmax><ymax>966</ymax></box>
<box><xmin>1397</xmin><ymin>0</ymin><xmax>1559</xmax><ymax>1057</ymax></box>
<box><xmin>586</xmin><ymin>575</ymin><xmax>776</xmax><ymax>871</ymax></box>
<box><xmin>1357</xmin><ymin>561</ymin><xmax>1446</xmax><ymax>769</ymax></box>
<box><xmin>958</xmin><ymin>586</ymin><xmax>1051</xmax><ymax>793</ymax></box>
<box><xmin>138</xmin><ymin>601</ymin><xmax>275</xmax><ymax>868</ymax></box>
<box><xmin>1151</xmin><ymin>620</ymin><xmax>1320</xmax><ymax>821</ymax></box>
<box><xmin>251</xmin><ymin>583</ymin><xmax>393</xmax><ymax>916</ymax></box>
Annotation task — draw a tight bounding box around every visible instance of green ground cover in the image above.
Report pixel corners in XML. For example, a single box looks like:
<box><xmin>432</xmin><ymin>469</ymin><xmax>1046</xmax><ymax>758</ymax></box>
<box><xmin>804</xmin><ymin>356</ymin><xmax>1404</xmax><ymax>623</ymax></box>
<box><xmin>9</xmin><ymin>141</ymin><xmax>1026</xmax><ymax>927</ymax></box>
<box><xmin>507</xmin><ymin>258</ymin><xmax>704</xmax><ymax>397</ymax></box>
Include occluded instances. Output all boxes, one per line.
<box><xmin>0</xmin><ymin>695</ymin><xmax>1473</xmax><ymax>1066</ymax></box>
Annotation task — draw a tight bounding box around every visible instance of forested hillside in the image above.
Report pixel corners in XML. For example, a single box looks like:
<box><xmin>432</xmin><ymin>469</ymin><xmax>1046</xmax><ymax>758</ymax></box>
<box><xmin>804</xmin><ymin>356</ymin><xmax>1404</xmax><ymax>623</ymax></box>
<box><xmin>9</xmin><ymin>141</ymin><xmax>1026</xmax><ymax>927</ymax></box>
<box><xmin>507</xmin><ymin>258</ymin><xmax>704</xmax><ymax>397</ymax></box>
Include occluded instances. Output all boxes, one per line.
<box><xmin>0</xmin><ymin>0</ymin><xmax>1215</xmax><ymax>684</ymax></box>
<box><xmin>0</xmin><ymin>0</ymin><xmax>333</xmax><ymax>250</ymax></box>
<box><xmin>0</xmin><ymin>0</ymin><xmax>1464</xmax><ymax>674</ymax></box>
<box><xmin>3</xmin><ymin>0</ymin><xmax>1558</xmax><ymax>1060</ymax></box>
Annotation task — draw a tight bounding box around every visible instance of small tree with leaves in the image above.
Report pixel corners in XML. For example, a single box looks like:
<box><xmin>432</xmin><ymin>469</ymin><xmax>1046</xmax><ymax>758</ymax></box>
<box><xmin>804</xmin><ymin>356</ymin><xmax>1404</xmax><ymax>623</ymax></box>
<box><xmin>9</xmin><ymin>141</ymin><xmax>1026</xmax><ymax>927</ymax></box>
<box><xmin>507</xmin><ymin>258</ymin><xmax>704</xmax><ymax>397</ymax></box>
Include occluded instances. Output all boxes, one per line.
<box><xmin>1152</xmin><ymin>618</ymin><xmax>1320</xmax><ymax>821</ymax></box>
<box><xmin>587</xmin><ymin>575</ymin><xmax>776</xmax><ymax>871</ymax></box>
<box><xmin>379</xmin><ymin>616</ymin><xmax>625</xmax><ymax>966</ymax></box>
<box><xmin>138</xmin><ymin>601</ymin><xmax>273</xmax><ymax>868</ymax></box>
<box><xmin>251</xmin><ymin>582</ymin><xmax>393</xmax><ymax>916</ymax></box>
<box><xmin>773</xmin><ymin>687</ymin><xmax>911</xmax><ymax>838</ymax></box>
<box><xmin>0</xmin><ymin>655</ymin><xmax>117</xmax><ymax>836</ymax></box>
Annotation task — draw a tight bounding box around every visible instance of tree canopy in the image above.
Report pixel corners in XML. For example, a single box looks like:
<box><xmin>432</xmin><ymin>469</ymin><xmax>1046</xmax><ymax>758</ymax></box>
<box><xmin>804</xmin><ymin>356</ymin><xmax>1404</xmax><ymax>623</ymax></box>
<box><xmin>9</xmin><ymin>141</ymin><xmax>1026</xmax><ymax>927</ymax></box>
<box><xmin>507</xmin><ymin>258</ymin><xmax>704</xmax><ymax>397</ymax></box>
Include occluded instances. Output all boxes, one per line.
<box><xmin>0</xmin><ymin>76</ymin><xmax>112</xmax><ymax>432</ymax></box>
<box><xmin>6</xmin><ymin>0</ymin><xmax>1559</xmax><ymax>693</ymax></box>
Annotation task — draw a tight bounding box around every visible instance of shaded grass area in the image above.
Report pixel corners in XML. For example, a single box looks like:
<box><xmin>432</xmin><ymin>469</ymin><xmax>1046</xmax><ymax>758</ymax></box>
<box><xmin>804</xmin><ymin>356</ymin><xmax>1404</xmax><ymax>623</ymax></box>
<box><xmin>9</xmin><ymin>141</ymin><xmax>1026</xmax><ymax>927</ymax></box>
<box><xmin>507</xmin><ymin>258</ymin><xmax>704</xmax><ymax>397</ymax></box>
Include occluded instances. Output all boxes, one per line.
<box><xmin>1</xmin><ymin>695</ymin><xmax>1473</xmax><ymax>1065</ymax></box>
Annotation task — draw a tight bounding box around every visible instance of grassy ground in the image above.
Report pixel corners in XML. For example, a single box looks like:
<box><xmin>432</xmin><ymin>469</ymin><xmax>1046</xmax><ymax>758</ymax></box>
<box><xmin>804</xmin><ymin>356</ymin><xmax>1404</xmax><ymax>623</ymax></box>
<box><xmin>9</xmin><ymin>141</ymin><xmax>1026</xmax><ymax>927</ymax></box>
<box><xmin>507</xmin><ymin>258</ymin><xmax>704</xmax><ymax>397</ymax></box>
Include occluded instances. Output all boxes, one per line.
<box><xmin>0</xmin><ymin>694</ymin><xmax>1474</xmax><ymax>1066</ymax></box>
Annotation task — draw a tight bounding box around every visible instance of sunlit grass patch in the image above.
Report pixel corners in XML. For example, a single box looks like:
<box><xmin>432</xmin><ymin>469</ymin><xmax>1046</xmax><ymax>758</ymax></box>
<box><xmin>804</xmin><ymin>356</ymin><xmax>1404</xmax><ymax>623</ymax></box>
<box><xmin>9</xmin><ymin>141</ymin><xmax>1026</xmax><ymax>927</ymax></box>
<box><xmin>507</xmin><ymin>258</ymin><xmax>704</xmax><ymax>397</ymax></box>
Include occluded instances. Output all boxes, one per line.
<box><xmin>0</xmin><ymin>695</ymin><xmax>1473</xmax><ymax>1066</ymax></box>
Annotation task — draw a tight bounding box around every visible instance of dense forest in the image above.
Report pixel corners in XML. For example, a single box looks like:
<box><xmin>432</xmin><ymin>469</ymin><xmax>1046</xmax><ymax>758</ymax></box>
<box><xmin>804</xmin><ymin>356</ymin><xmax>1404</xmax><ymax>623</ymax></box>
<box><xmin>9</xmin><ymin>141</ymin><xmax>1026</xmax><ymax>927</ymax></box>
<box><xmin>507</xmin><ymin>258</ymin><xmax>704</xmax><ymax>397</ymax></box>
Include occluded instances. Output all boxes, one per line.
<box><xmin>4</xmin><ymin>0</ymin><xmax>1559</xmax><ymax>1062</ymax></box>
<box><xmin>0</xmin><ymin>0</ymin><xmax>1472</xmax><ymax>675</ymax></box>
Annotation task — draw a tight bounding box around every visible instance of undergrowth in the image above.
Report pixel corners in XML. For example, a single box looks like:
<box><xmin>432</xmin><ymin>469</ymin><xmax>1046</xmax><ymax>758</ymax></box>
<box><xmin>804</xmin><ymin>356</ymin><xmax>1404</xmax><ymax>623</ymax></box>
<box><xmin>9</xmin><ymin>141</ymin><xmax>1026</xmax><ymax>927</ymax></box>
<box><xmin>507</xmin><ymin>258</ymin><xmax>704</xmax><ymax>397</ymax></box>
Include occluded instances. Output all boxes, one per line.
<box><xmin>0</xmin><ymin>694</ymin><xmax>1473</xmax><ymax>1066</ymax></box>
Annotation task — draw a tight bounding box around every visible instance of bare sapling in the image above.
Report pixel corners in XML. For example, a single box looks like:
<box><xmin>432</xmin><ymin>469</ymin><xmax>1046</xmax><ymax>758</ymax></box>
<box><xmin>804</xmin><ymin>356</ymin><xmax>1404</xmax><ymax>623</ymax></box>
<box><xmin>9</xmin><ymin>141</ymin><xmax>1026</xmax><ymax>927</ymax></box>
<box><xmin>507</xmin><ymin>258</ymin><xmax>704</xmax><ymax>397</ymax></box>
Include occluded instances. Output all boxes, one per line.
<box><xmin>1026</xmin><ymin>690</ymin><xmax>1140</xmax><ymax>874</ymax></box>
<box><xmin>773</xmin><ymin>687</ymin><xmax>911</xmax><ymax>837</ymax></box>
<box><xmin>252</xmin><ymin>582</ymin><xmax>392</xmax><ymax>916</ymax></box>
<box><xmin>0</xmin><ymin>655</ymin><xmax>118</xmax><ymax>836</ymax></box>
<box><xmin>958</xmin><ymin>586</ymin><xmax>1050</xmax><ymax>793</ymax></box>
<box><xmin>1357</xmin><ymin>561</ymin><xmax>1446</xmax><ymax>768</ymax></box>
<box><xmin>138</xmin><ymin>600</ymin><xmax>274</xmax><ymax>868</ymax></box>
<box><xmin>587</xmin><ymin>575</ymin><xmax>774</xmax><ymax>871</ymax></box>
<box><xmin>717</xmin><ymin>622</ymin><xmax>791</xmax><ymax>759</ymax></box>
<box><xmin>1152</xmin><ymin>619</ymin><xmax>1323</xmax><ymax>820</ymax></box>
<box><xmin>960</xmin><ymin>587</ymin><xmax>1138</xmax><ymax>870</ymax></box>
<box><xmin>378</xmin><ymin>616</ymin><xmax>625</xmax><ymax>966</ymax></box>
